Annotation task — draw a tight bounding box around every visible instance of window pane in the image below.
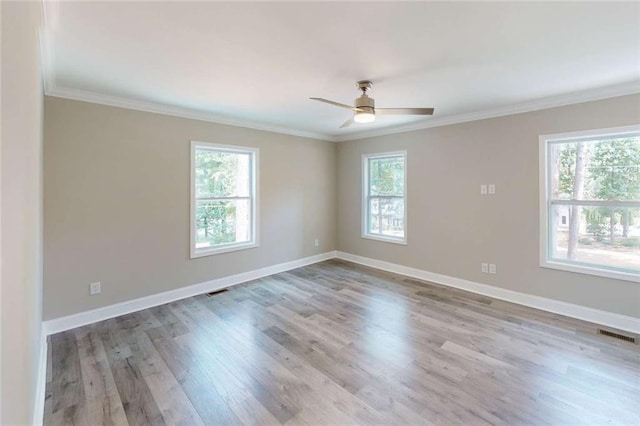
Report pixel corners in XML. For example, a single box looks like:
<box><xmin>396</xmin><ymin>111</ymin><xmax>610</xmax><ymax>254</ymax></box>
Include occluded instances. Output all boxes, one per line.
<box><xmin>550</xmin><ymin>204</ymin><xmax>640</xmax><ymax>272</ymax></box>
<box><xmin>195</xmin><ymin>148</ymin><xmax>251</xmax><ymax>198</ymax></box>
<box><xmin>369</xmin><ymin>156</ymin><xmax>404</xmax><ymax>196</ymax></box>
<box><xmin>368</xmin><ymin>197</ymin><xmax>405</xmax><ymax>238</ymax></box>
<box><xmin>195</xmin><ymin>199</ymin><xmax>251</xmax><ymax>249</ymax></box>
<box><xmin>549</xmin><ymin>136</ymin><xmax>640</xmax><ymax>202</ymax></box>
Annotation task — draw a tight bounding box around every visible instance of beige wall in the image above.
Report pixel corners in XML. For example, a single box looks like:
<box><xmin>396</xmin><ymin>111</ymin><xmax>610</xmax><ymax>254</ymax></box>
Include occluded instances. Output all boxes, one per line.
<box><xmin>44</xmin><ymin>97</ymin><xmax>337</xmax><ymax>319</ymax></box>
<box><xmin>1</xmin><ymin>1</ymin><xmax>44</xmax><ymax>424</ymax></box>
<box><xmin>337</xmin><ymin>94</ymin><xmax>640</xmax><ymax>318</ymax></box>
<box><xmin>43</xmin><ymin>88</ymin><xmax>639</xmax><ymax>322</ymax></box>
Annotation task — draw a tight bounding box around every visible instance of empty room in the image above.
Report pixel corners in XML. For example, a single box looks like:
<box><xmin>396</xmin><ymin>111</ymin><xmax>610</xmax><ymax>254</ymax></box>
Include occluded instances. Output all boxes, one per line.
<box><xmin>2</xmin><ymin>1</ymin><xmax>639</xmax><ymax>425</ymax></box>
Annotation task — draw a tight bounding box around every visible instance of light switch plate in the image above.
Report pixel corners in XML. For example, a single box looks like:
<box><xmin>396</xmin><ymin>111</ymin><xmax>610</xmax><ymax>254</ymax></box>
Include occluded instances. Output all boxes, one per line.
<box><xmin>489</xmin><ymin>264</ymin><xmax>497</xmax><ymax>274</ymax></box>
<box><xmin>488</xmin><ymin>184</ymin><xmax>496</xmax><ymax>195</ymax></box>
<box><xmin>481</xmin><ymin>263</ymin><xmax>489</xmax><ymax>273</ymax></box>
<box><xmin>480</xmin><ymin>185</ymin><xmax>488</xmax><ymax>195</ymax></box>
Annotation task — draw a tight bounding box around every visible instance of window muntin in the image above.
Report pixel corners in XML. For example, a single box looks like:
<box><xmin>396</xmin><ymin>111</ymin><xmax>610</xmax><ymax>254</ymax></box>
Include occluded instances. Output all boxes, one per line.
<box><xmin>540</xmin><ymin>126</ymin><xmax>640</xmax><ymax>282</ymax></box>
<box><xmin>191</xmin><ymin>141</ymin><xmax>258</xmax><ymax>258</ymax></box>
<box><xmin>363</xmin><ymin>152</ymin><xmax>407</xmax><ymax>244</ymax></box>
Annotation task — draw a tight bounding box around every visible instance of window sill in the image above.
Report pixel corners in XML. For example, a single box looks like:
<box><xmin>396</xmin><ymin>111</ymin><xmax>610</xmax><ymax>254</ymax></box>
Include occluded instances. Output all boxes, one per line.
<box><xmin>190</xmin><ymin>241</ymin><xmax>258</xmax><ymax>259</ymax></box>
<box><xmin>362</xmin><ymin>233</ymin><xmax>407</xmax><ymax>245</ymax></box>
<box><xmin>541</xmin><ymin>259</ymin><xmax>639</xmax><ymax>283</ymax></box>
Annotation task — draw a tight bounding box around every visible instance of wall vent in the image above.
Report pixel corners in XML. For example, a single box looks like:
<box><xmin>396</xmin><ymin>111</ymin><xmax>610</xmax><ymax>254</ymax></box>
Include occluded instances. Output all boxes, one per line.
<box><xmin>206</xmin><ymin>288</ymin><xmax>229</xmax><ymax>297</ymax></box>
<box><xmin>598</xmin><ymin>329</ymin><xmax>636</xmax><ymax>344</ymax></box>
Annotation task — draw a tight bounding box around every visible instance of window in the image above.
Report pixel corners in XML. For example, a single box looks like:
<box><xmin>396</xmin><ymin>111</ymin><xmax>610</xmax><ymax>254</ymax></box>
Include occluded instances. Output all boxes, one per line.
<box><xmin>190</xmin><ymin>141</ymin><xmax>258</xmax><ymax>258</ymax></box>
<box><xmin>363</xmin><ymin>151</ymin><xmax>407</xmax><ymax>244</ymax></box>
<box><xmin>539</xmin><ymin>125</ymin><xmax>640</xmax><ymax>282</ymax></box>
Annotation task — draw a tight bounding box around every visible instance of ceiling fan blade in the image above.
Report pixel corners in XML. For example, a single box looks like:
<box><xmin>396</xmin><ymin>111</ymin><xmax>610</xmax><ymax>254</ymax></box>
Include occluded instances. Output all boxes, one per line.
<box><xmin>310</xmin><ymin>97</ymin><xmax>361</xmax><ymax>111</ymax></box>
<box><xmin>339</xmin><ymin>117</ymin><xmax>354</xmax><ymax>128</ymax></box>
<box><xmin>376</xmin><ymin>107</ymin><xmax>435</xmax><ymax>116</ymax></box>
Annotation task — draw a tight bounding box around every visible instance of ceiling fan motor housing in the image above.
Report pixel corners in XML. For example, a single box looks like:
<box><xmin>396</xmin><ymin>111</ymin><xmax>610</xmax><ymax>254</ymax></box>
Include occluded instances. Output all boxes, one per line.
<box><xmin>355</xmin><ymin>95</ymin><xmax>375</xmax><ymax>113</ymax></box>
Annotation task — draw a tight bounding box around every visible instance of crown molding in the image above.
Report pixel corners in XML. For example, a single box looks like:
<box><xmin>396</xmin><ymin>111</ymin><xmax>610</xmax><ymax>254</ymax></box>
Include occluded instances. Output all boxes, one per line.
<box><xmin>332</xmin><ymin>80</ymin><xmax>640</xmax><ymax>142</ymax></box>
<box><xmin>45</xmin><ymin>81</ymin><xmax>639</xmax><ymax>144</ymax></box>
<box><xmin>39</xmin><ymin>1</ymin><xmax>639</xmax><ymax>144</ymax></box>
<box><xmin>38</xmin><ymin>0</ymin><xmax>334</xmax><ymax>143</ymax></box>
<box><xmin>45</xmin><ymin>86</ymin><xmax>335</xmax><ymax>142</ymax></box>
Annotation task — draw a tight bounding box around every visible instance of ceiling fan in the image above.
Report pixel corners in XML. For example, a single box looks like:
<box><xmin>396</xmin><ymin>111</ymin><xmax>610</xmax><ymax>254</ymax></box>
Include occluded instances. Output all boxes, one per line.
<box><xmin>310</xmin><ymin>80</ymin><xmax>435</xmax><ymax>128</ymax></box>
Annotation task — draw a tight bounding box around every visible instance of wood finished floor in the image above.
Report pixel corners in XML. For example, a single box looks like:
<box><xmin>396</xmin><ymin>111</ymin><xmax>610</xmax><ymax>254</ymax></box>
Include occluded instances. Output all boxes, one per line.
<box><xmin>44</xmin><ymin>260</ymin><xmax>640</xmax><ymax>425</ymax></box>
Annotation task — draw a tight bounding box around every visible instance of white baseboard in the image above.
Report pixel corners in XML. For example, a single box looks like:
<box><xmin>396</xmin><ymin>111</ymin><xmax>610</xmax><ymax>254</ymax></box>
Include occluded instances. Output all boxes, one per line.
<box><xmin>32</xmin><ymin>333</ymin><xmax>47</xmax><ymax>426</ymax></box>
<box><xmin>42</xmin><ymin>251</ymin><xmax>337</xmax><ymax>335</ymax></box>
<box><xmin>41</xmin><ymin>247</ymin><xmax>639</xmax><ymax>337</ymax></box>
<box><xmin>336</xmin><ymin>251</ymin><xmax>640</xmax><ymax>334</ymax></box>
<box><xmin>35</xmin><ymin>249</ymin><xmax>638</xmax><ymax>424</ymax></box>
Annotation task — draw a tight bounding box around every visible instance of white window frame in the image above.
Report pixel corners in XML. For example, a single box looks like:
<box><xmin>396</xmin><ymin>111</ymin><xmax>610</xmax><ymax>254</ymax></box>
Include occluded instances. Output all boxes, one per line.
<box><xmin>539</xmin><ymin>124</ymin><xmax>640</xmax><ymax>283</ymax></box>
<box><xmin>362</xmin><ymin>151</ymin><xmax>408</xmax><ymax>245</ymax></box>
<box><xmin>190</xmin><ymin>141</ymin><xmax>259</xmax><ymax>258</ymax></box>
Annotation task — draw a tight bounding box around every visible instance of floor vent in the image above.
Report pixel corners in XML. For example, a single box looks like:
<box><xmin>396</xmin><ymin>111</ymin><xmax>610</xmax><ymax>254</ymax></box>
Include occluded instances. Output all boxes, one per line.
<box><xmin>598</xmin><ymin>329</ymin><xmax>636</xmax><ymax>344</ymax></box>
<box><xmin>206</xmin><ymin>288</ymin><xmax>229</xmax><ymax>297</ymax></box>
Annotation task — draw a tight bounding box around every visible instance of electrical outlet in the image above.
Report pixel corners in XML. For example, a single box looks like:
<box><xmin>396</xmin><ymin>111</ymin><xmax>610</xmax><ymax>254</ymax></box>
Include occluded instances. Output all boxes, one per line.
<box><xmin>314</xmin><ymin>238</ymin><xmax>319</xmax><ymax>248</ymax></box>
<box><xmin>488</xmin><ymin>184</ymin><xmax>496</xmax><ymax>195</ymax></box>
<box><xmin>489</xmin><ymin>264</ymin><xmax>497</xmax><ymax>274</ymax></box>
<box><xmin>481</xmin><ymin>263</ymin><xmax>489</xmax><ymax>273</ymax></box>
<box><xmin>89</xmin><ymin>282</ymin><xmax>101</xmax><ymax>295</ymax></box>
<box><xmin>480</xmin><ymin>184</ymin><xmax>488</xmax><ymax>195</ymax></box>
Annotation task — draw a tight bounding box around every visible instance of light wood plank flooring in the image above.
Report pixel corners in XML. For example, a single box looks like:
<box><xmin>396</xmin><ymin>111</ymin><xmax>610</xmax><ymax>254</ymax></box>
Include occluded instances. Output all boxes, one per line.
<box><xmin>44</xmin><ymin>260</ymin><xmax>640</xmax><ymax>425</ymax></box>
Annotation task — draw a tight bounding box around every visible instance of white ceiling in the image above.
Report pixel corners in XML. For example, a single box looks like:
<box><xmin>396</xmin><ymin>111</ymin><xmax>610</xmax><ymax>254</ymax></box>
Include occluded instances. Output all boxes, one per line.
<box><xmin>42</xmin><ymin>1</ymin><xmax>640</xmax><ymax>141</ymax></box>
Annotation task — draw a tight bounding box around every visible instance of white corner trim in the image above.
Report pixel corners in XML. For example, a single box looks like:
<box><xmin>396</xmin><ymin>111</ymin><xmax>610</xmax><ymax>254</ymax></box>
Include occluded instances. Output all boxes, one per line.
<box><xmin>42</xmin><ymin>251</ymin><xmax>337</xmax><ymax>335</ymax></box>
<box><xmin>332</xmin><ymin>80</ymin><xmax>640</xmax><ymax>142</ymax></box>
<box><xmin>33</xmin><ymin>333</ymin><xmax>47</xmax><ymax>426</ymax></box>
<box><xmin>39</xmin><ymin>0</ymin><xmax>58</xmax><ymax>94</ymax></box>
<box><xmin>45</xmin><ymin>86</ymin><xmax>333</xmax><ymax>142</ymax></box>
<box><xmin>38</xmin><ymin>29</ymin><xmax>55</xmax><ymax>95</ymax></box>
<box><xmin>336</xmin><ymin>251</ymin><xmax>640</xmax><ymax>334</ymax></box>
